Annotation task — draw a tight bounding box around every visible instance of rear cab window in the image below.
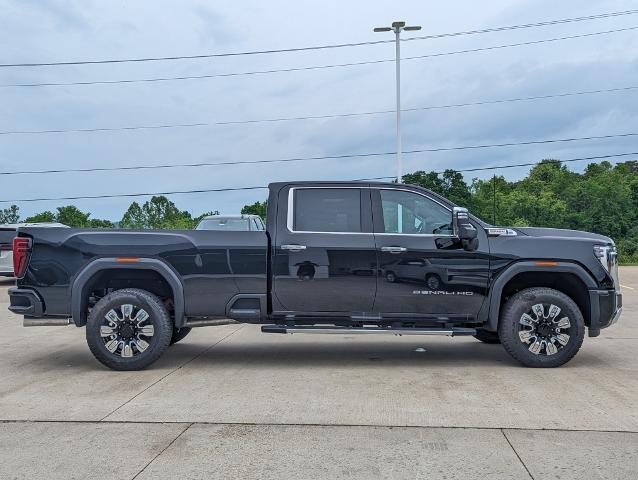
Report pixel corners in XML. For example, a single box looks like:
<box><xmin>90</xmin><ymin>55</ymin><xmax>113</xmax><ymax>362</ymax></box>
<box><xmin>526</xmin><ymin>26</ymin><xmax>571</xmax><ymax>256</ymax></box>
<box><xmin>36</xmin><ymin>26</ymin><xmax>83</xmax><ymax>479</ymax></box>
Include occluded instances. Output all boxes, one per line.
<box><xmin>290</xmin><ymin>188</ymin><xmax>363</xmax><ymax>233</ymax></box>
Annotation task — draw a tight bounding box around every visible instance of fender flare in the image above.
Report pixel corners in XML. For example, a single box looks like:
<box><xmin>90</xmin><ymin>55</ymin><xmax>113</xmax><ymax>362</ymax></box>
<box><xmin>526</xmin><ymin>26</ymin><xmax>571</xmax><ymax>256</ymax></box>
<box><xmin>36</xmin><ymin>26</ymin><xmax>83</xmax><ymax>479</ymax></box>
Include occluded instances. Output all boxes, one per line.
<box><xmin>70</xmin><ymin>257</ymin><xmax>185</xmax><ymax>327</ymax></box>
<box><xmin>486</xmin><ymin>261</ymin><xmax>597</xmax><ymax>331</ymax></box>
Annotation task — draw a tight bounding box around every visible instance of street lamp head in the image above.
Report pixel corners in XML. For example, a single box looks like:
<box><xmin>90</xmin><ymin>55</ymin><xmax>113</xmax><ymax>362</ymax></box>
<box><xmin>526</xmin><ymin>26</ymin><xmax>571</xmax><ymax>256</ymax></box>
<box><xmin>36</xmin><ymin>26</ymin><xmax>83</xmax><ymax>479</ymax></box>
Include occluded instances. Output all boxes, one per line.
<box><xmin>404</xmin><ymin>26</ymin><xmax>422</xmax><ymax>31</ymax></box>
<box><xmin>391</xmin><ymin>21</ymin><xmax>406</xmax><ymax>28</ymax></box>
<box><xmin>373</xmin><ymin>27</ymin><xmax>392</xmax><ymax>32</ymax></box>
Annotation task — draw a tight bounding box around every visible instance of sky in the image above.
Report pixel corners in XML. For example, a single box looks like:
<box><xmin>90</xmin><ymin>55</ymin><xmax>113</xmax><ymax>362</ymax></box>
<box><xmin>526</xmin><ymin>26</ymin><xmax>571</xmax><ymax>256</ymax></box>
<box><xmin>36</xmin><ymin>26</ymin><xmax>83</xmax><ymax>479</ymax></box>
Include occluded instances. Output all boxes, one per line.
<box><xmin>1</xmin><ymin>0</ymin><xmax>637</xmax><ymax>221</ymax></box>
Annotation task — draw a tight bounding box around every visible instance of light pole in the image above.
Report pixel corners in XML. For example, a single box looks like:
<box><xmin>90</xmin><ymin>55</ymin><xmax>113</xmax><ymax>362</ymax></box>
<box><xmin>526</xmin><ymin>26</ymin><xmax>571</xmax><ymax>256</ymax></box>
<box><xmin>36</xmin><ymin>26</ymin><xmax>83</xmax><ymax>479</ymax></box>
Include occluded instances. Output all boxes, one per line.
<box><xmin>374</xmin><ymin>21</ymin><xmax>421</xmax><ymax>184</ymax></box>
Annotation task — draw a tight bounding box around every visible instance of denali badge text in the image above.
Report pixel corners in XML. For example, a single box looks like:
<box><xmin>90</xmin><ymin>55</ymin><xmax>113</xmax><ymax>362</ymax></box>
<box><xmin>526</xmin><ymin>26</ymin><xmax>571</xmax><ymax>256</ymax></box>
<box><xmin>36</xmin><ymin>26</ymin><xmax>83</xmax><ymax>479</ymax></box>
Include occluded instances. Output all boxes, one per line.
<box><xmin>412</xmin><ymin>290</ymin><xmax>474</xmax><ymax>296</ymax></box>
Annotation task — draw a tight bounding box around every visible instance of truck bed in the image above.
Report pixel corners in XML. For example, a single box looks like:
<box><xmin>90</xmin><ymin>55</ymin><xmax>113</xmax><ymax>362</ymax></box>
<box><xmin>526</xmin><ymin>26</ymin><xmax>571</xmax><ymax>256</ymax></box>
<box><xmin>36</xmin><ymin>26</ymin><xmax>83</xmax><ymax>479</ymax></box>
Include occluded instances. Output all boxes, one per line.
<box><xmin>18</xmin><ymin>227</ymin><xmax>268</xmax><ymax>318</ymax></box>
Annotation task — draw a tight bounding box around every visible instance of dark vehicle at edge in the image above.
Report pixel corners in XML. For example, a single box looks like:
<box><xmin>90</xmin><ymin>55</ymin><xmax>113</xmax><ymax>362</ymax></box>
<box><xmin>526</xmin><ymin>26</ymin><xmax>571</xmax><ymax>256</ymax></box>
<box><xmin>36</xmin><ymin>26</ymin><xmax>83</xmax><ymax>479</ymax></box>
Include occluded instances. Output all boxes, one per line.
<box><xmin>8</xmin><ymin>181</ymin><xmax>622</xmax><ymax>370</ymax></box>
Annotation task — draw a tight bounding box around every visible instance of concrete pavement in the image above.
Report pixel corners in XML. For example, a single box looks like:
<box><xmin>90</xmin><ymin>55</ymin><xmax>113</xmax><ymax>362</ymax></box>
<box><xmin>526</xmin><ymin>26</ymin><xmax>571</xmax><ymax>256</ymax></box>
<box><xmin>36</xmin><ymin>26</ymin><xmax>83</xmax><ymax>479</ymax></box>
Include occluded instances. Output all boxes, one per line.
<box><xmin>0</xmin><ymin>267</ymin><xmax>637</xmax><ymax>479</ymax></box>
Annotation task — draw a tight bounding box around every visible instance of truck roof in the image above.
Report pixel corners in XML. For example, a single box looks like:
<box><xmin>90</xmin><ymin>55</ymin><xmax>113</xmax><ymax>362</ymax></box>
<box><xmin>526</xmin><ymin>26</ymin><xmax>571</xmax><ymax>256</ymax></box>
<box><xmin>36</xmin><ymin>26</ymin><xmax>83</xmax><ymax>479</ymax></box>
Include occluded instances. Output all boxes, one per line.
<box><xmin>267</xmin><ymin>180</ymin><xmax>455</xmax><ymax>206</ymax></box>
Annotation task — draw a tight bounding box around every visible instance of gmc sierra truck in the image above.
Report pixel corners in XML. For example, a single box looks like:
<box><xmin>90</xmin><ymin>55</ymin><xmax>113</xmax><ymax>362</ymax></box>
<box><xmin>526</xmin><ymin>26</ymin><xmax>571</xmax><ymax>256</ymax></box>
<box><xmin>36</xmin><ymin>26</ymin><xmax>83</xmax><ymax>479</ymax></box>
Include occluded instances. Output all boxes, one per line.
<box><xmin>8</xmin><ymin>181</ymin><xmax>622</xmax><ymax>370</ymax></box>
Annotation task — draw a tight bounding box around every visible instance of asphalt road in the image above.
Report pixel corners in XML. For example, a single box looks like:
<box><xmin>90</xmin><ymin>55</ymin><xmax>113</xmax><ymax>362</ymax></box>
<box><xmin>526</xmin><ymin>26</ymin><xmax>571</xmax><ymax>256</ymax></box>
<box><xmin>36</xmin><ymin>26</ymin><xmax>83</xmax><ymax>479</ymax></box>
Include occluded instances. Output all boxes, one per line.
<box><xmin>0</xmin><ymin>268</ymin><xmax>636</xmax><ymax>479</ymax></box>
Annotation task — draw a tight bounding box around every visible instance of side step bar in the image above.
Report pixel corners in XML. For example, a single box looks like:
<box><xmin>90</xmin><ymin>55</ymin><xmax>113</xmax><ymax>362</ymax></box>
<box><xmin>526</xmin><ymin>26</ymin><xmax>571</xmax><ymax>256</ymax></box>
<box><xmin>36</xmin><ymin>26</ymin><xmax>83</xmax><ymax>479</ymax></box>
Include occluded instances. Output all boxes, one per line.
<box><xmin>185</xmin><ymin>318</ymin><xmax>240</xmax><ymax>328</ymax></box>
<box><xmin>23</xmin><ymin>318</ymin><xmax>72</xmax><ymax>327</ymax></box>
<box><xmin>261</xmin><ymin>325</ymin><xmax>476</xmax><ymax>336</ymax></box>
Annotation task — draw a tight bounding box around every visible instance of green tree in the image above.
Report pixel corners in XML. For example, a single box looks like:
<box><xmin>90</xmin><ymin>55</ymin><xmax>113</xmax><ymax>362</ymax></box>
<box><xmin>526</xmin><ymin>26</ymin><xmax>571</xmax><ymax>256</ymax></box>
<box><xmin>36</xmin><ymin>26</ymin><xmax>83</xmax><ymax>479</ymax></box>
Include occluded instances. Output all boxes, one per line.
<box><xmin>25</xmin><ymin>206</ymin><xmax>111</xmax><ymax>228</ymax></box>
<box><xmin>120</xmin><ymin>196</ymin><xmax>210</xmax><ymax>229</ymax></box>
<box><xmin>55</xmin><ymin>205</ymin><xmax>91</xmax><ymax>227</ymax></box>
<box><xmin>241</xmin><ymin>200</ymin><xmax>267</xmax><ymax>219</ymax></box>
<box><xmin>120</xmin><ymin>202</ymin><xmax>145</xmax><ymax>229</ymax></box>
<box><xmin>403</xmin><ymin>170</ymin><xmax>472</xmax><ymax>208</ymax></box>
<box><xmin>0</xmin><ymin>205</ymin><xmax>20</xmax><ymax>224</ymax></box>
<box><xmin>25</xmin><ymin>211</ymin><xmax>56</xmax><ymax>223</ymax></box>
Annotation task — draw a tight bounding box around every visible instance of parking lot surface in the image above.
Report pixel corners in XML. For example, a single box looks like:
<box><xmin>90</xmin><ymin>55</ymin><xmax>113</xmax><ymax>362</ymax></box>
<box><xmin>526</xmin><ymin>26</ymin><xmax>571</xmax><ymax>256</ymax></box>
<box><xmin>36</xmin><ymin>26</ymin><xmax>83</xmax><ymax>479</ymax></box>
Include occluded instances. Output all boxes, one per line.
<box><xmin>0</xmin><ymin>268</ymin><xmax>637</xmax><ymax>479</ymax></box>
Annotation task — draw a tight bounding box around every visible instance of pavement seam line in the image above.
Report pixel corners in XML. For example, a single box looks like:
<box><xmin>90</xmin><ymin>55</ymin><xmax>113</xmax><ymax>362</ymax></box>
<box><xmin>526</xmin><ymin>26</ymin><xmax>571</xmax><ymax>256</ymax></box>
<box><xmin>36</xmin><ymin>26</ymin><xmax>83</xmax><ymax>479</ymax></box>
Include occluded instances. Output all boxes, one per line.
<box><xmin>99</xmin><ymin>325</ymin><xmax>244</xmax><ymax>421</ymax></box>
<box><xmin>1</xmin><ymin>419</ymin><xmax>637</xmax><ymax>434</ymax></box>
<box><xmin>501</xmin><ymin>429</ymin><xmax>535</xmax><ymax>480</ymax></box>
<box><xmin>130</xmin><ymin>422</ymin><xmax>193</xmax><ymax>480</ymax></box>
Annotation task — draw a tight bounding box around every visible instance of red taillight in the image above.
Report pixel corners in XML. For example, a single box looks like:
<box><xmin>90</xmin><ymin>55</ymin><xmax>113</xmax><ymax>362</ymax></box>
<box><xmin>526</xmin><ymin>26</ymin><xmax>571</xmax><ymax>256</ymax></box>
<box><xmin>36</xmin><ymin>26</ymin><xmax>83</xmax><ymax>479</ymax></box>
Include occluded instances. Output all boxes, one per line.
<box><xmin>12</xmin><ymin>237</ymin><xmax>31</xmax><ymax>278</ymax></box>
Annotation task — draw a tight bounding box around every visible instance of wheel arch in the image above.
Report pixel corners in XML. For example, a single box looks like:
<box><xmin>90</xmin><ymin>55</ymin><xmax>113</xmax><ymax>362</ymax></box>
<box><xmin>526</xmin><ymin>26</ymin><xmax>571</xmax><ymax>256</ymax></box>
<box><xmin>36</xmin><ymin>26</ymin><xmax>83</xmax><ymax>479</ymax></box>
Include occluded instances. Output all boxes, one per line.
<box><xmin>71</xmin><ymin>258</ymin><xmax>185</xmax><ymax>328</ymax></box>
<box><xmin>486</xmin><ymin>261</ymin><xmax>596</xmax><ymax>332</ymax></box>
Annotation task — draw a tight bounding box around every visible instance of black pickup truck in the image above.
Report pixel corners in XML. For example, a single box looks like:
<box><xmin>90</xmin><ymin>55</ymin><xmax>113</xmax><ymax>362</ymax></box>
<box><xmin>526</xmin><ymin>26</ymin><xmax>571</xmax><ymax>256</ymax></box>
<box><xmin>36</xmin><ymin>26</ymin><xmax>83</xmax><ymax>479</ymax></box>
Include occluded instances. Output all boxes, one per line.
<box><xmin>8</xmin><ymin>181</ymin><xmax>622</xmax><ymax>370</ymax></box>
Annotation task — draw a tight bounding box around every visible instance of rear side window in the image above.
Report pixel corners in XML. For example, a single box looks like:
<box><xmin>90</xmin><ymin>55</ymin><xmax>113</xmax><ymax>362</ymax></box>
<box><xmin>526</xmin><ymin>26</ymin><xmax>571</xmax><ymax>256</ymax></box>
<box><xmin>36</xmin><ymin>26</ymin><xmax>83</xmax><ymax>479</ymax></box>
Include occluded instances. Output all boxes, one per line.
<box><xmin>293</xmin><ymin>188</ymin><xmax>361</xmax><ymax>233</ymax></box>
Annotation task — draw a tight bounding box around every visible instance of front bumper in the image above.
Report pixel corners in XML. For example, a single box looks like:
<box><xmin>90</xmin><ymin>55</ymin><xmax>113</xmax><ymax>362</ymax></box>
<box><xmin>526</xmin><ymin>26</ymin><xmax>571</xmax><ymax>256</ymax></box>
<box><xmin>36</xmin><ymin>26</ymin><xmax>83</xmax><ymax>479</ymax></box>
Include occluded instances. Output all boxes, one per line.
<box><xmin>8</xmin><ymin>288</ymin><xmax>44</xmax><ymax>317</ymax></box>
<box><xmin>588</xmin><ymin>289</ymin><xmax>622</xmax><ymax>337</ymax></box>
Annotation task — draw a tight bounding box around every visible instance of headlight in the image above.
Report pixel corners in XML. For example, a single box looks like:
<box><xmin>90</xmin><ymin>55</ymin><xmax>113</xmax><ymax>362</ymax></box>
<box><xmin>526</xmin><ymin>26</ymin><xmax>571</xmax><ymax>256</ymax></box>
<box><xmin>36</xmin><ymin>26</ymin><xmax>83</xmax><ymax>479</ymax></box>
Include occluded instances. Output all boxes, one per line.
<box><xmin>594</xmin><ymin>244</ymin><xmax>619</xmax><ymax>288</ymax></box>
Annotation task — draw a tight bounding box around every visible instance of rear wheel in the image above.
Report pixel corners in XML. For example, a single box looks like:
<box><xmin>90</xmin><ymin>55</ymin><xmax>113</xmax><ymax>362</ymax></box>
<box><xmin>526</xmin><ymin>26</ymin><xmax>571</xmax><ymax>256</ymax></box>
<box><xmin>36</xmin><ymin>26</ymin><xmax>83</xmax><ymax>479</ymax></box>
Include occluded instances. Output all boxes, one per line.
<box><xmin>86</xmin><ymin>288</ymin><xmax>173</xmax><ymax>371</ymax></box>
<box><xmin>498</xmin><ymin>287</ymin><xmax>584</xmax><ymax>368</ymax></box>
<box><xmin>170</xmin><ymin>327</ymin><xmax>192</xmax><ymax>345</ymax></box>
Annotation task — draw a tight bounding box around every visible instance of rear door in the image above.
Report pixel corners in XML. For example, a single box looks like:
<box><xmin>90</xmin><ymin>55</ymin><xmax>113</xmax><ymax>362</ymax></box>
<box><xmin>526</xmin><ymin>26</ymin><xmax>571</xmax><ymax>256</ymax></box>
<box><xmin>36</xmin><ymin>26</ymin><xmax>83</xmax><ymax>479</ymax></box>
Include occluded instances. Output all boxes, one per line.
<box><xmin>272</xmin><ymin>186</ymin><xmax>377</xmax><ymax>314</ymax></box>
<box><xmin>372</xmin><ymin>187</ymin><xmax>489</xmax><ymax>318</ymax></box>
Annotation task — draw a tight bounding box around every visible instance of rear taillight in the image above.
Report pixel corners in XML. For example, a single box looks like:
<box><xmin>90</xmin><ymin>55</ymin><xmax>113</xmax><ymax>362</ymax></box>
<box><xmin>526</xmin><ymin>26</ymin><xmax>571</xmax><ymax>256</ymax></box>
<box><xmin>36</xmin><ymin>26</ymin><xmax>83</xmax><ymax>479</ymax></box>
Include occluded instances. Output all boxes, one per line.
<box><xmin>12</xmin><ymin>237</ymin><xmax>31</xmax><ymax>278</ymax></box>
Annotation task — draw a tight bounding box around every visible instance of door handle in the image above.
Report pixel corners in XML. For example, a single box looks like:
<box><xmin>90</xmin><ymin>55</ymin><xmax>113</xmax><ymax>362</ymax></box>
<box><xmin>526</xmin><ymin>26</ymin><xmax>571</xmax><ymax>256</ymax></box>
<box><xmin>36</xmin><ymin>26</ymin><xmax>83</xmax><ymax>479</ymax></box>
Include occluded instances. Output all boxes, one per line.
<box><xmin>381</xmin><ymin>246</ymin><xmax>407</xmax><ymax>254</ymax></box>
<box><xmin>281</xmin><ymin>244</ymin><xmax>307</xmax><ymax>252</ymax></box>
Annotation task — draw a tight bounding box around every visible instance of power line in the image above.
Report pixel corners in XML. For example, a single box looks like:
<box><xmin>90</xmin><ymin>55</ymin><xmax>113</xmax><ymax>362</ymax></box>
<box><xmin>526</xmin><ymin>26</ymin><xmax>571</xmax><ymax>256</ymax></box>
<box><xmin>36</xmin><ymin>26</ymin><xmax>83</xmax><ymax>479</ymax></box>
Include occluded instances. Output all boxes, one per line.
<box><xmin>403</xmin><ymin>9</ymin><xmax>638</xmax><ymax>41</ymax></box>
<box><xmin>402</xmin><ymin>26</ymin><xmax>638</xmax><ymax>61</ymax></box>
<box><xmin>1</xmin><ymin>85</ymin><xmax>635</xmax><ymax>135</ymax></box>
<box><xmin>0</xmin><ymin>153</ymin><xmax>634</xmax><ymax>204</ymax></box>
<box><xmin>435</xmin><ymin>152</ymin><xmax>638</xmax><ymax>174</ymax></box>
<box><xmin>1</xmin><ymin>133</ymin><xmax>636</xmax><ymax>176</ymax></box>
<box><xmin>3</xmin><ymin>26</ymin><xmax>636</xmax><ymax>88</ymax></box>
<box><xmin>2</xmin><ymin>9</ymin><xmax>636</xmax><ymax>68</ymax></box>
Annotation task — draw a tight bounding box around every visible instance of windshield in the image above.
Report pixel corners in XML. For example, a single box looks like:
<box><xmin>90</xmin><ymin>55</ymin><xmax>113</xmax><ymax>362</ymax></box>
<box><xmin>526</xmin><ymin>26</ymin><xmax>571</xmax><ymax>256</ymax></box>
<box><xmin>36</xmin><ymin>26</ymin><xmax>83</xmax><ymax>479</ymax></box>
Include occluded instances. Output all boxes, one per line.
<box><xmin>196</xmin><ymin>218</ymin><xmax>251</xmax><ymax>231</ymax></box>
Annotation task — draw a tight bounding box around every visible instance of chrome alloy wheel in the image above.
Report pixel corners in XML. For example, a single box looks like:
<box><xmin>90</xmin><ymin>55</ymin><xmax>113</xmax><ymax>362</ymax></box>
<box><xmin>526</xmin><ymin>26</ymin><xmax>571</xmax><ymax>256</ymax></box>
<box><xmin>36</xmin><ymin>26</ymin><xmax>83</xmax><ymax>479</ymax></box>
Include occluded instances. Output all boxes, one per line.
<box><xmin>100</xmin><ymin>304</ymin><xmax>154</xmax><ymax>358</ymax></box>
<box><xmin>518</xmin><ymin>303</ymin><xmax>571</xmax><ymax>356</ymax></box>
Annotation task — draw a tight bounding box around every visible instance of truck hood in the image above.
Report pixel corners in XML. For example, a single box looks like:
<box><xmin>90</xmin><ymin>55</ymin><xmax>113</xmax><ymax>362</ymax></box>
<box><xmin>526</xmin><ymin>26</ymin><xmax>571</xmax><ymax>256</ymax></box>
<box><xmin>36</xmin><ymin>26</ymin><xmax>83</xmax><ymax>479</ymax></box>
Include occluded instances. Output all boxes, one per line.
<box><xmin>514</xmin><ymin>227</ymin><xmax>613</xmax><ymax>244</ymax></box>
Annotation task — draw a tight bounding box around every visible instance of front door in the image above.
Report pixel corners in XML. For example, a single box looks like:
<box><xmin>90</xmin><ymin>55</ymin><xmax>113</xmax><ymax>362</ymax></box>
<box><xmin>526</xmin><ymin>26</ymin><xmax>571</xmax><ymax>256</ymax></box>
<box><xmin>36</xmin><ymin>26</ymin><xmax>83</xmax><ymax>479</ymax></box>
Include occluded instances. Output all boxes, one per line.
<box><xmin>272</xmin><ymin>186</ymin><xmax>377</xmax><ymax>314</ymax></box>
<box><xmin>371</xmin><ymin>187</ymin><xmax>489</xmax><ymax>318</ymax></box>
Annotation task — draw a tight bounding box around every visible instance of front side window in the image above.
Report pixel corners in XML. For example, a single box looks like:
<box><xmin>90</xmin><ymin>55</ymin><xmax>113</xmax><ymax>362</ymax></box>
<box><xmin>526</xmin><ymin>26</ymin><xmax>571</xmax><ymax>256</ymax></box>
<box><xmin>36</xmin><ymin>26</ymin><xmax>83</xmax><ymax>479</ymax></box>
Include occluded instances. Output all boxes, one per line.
<box><xmin>293</xmin><ymin>188</ymin><xmax>361</xmax><ymax>233</ymax></box>
<box><xmin>379</xmin><ymin>189</ymin><xmax>453</xmax><ymax>235</ymax></box>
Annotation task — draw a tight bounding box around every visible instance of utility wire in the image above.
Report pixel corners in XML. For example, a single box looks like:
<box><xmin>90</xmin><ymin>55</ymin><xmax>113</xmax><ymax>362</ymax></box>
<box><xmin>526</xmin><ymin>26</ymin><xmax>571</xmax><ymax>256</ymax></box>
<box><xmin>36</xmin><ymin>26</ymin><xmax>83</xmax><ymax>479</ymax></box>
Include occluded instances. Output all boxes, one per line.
<box><xmin>403</xmin><ymin>9</ymin><xmax>638</xmax><ymax>41</ymax></box>
<box><xmin>0</xmin><ymin>153</ymin><xmax>634</xmax><ymax>204</ymax></box>
<box><xmin>1</xmin><ymin>85</ymin><xmax>636</xmax><ymax>135</ymax></box>
<box><xmin>435</xmin><ymin>152</ymin><xmax>638</xmax><ymax>174</ymax></box>
<box><xmin>1</xmin><ymin>134</ymin><xmax>636</xmax><ymax>176</ymax></box>
<box><xmin>402</xmin><ymin>26</ymin><xmax>638</xmax><ymax>61</ymax></box>
<box><xmin>3</xmin><ymin>26</ymin><xmax>635</xmax><ymax>88</ymax></box>
<box><xmin>1</xmin><ymin>9</ymin><xmax>636</xmax><ymax>68</ymax></box>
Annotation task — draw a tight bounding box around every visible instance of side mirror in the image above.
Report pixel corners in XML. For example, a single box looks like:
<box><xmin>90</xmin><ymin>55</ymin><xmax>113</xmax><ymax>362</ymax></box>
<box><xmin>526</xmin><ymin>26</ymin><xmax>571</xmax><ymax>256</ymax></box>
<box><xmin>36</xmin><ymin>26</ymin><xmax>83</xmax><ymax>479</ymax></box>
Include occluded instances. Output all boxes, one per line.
<box><xmin>453</xmin><ymin>207</ymin><xmax>479</xmax><ymax>251</ymax></box>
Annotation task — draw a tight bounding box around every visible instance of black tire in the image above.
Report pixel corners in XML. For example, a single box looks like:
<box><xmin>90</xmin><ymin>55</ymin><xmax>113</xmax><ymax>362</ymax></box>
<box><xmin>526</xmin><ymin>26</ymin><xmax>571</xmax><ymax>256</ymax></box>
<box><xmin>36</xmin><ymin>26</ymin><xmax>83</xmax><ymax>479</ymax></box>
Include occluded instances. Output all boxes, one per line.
<box><xmin>473</xmin><ymin>329</ymin><xmax>501</xmax><ymax>344</ymax></box>
<box><xmin>86</xmin><ymin>288</ymin><xmax>173</xmax><ymax>371</ymax></box>
<box><xmin>498</xmin><ymin>287</ymin><xmax>585</xmax><ymax>368</ymax></box>
<box><xmin>170</xmin><ymin>327</ymin><xmax>192</xmax><ymax>345</ymax></box>
<box><xmin>386</xmin><ymin>272</ymin><xmax>396</xmax><ymax>283</ymax></box>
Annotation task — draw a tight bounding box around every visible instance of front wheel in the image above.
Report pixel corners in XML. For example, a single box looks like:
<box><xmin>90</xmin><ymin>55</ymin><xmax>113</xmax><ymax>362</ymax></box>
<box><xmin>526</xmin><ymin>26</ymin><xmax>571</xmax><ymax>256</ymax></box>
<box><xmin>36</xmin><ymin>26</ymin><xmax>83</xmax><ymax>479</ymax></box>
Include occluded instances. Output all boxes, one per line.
<box><xmin>86</xmin><ymin>288</ymin><xmax>173</xmax><ymax>371</ymax></box>
<box><xmin>498</xmin><ymin>287</ymin><xmax>584</xmax><ymax>368</ymax></box>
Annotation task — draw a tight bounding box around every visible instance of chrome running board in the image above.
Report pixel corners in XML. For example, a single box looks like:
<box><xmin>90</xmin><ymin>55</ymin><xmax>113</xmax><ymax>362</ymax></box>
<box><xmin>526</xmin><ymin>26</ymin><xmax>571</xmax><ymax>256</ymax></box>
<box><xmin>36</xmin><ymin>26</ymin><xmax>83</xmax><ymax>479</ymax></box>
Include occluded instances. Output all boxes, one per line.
<box><xmin>23</xmin><ymin>318</ymin><xmax>72</xmax><ymax>327</ymax></box>
<box><xmin>261</xmin><ymin>325</ymin><xmax>476</xmax><ymax>336</ymax></box>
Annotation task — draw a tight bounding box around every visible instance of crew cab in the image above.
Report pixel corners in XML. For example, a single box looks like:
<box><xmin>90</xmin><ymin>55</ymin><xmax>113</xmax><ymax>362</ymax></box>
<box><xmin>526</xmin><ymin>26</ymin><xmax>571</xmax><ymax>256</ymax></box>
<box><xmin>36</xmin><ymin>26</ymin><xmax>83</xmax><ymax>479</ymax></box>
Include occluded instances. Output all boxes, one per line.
<box><xmin>8</xmin><ymin>181</ymin><xmax>622</xmax><ymax>370</ymax></box>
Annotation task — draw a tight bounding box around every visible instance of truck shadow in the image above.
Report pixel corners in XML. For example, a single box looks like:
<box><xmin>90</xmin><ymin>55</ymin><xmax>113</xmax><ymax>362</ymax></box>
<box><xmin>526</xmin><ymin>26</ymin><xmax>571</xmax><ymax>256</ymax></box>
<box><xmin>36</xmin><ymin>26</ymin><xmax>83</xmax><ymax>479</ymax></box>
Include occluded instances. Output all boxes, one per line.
<box><xmin>170</xmin><ymin>340</ymin><xmax>605</xmax><ymax>369</ymax></box>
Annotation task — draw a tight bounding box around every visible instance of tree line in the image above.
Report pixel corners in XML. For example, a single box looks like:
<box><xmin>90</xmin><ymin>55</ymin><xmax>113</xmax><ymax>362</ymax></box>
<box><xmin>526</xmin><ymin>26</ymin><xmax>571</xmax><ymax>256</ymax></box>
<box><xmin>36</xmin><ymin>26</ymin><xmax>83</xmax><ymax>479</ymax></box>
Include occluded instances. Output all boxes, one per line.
<box><xmin>1</xmin><ymin>159</ymin><xmax>636</xmax><ymax>262</ymax></box>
